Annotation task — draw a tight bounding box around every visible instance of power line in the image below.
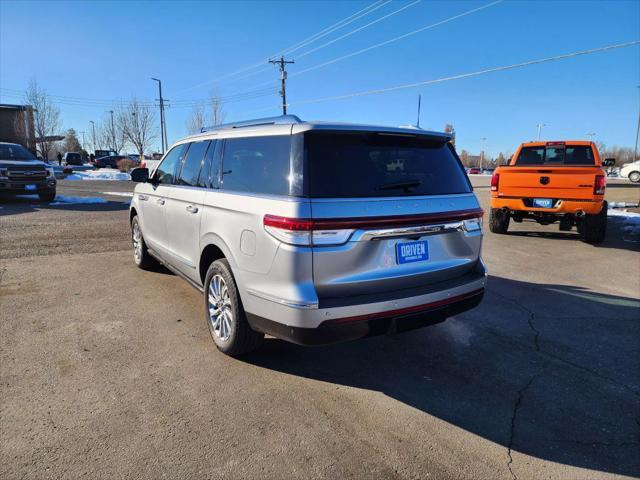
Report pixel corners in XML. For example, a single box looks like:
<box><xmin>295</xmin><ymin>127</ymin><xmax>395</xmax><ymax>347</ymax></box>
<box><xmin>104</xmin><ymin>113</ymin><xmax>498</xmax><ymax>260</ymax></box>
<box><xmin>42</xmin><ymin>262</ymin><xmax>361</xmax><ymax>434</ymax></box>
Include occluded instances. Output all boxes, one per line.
<box><xmin>233</xmin><ymin>0</ymin><xmax>505</xmax><ymax>93</ymax></box>
<box><xmin>292</xmin><ymin>0</ymin><xmax>505</xmax><ymax>77</ymax></box>
<box><xmin>171</xmin><ymin>0</ymin><xmax>390</xmax><ymax>95</ymax></box>
<box><xmin>295</xmin><ymin>0</ymin><xmax>422</xmax><ymax>60</ymax></box>
<box><xmin>242</xmin><ymin>40</ymin><xmax>639</xmax><ymax>114</ymax></box>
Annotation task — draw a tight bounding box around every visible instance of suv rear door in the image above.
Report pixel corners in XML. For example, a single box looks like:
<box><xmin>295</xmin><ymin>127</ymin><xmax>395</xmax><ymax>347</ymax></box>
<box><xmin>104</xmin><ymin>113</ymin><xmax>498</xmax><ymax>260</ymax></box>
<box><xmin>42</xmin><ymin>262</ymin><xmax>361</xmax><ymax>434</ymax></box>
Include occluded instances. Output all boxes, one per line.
<box><xmin>302</xmin><ymin>131</ymin><xmax>483</xmax><ymax>303</ymax></box>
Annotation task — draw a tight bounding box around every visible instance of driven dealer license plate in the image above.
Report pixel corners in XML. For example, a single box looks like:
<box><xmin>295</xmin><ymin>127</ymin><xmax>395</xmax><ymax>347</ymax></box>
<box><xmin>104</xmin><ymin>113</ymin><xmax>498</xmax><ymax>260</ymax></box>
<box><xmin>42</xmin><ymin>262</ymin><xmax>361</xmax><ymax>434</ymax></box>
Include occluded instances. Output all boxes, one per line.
<box><xmin>396</xmin><ymin>240</ymin><xmax>429</xmax><ymax>265</ymax></box>
<box><xmin>24</xmin><ymin>184</ymin><xmax>37</xmax><ymax>191</ymax></box>
<box><xmin>533</xmin><ymin>198</ymin><xmax>553</xmax><ymax>208</ymax></box>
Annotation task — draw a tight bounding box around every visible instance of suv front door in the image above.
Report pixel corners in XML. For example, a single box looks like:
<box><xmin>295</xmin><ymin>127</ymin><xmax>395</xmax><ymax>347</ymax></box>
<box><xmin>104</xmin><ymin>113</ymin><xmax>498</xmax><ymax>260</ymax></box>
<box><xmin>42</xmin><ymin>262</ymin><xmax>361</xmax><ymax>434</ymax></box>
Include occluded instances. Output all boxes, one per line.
<box><xmin>164</xmin><ymin>140</ymin><xmax>214</xmax><ymax>280</ymax></box>
<box><xmin>138</xmin><ymin>144</ymin><xmax>187</xmax><ymax>254</ymax></box>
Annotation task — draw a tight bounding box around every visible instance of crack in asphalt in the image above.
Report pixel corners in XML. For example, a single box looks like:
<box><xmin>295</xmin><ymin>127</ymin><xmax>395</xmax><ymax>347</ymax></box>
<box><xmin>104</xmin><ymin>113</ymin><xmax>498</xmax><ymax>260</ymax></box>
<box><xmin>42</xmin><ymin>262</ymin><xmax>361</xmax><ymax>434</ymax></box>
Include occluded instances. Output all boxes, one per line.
<box><xmin>506</xmin><ymin>372</ymin><xmax>541</xmax><ymax>480</ymax></box>
<box><xmin>488</xmin><ymin>289</ymin><xmax>540</xmax><ymax>351</ymax></box>
<box><xmin>487</xmin><ymin>289</ymin><xmax>640</xmax><ymax>399</ymax></box>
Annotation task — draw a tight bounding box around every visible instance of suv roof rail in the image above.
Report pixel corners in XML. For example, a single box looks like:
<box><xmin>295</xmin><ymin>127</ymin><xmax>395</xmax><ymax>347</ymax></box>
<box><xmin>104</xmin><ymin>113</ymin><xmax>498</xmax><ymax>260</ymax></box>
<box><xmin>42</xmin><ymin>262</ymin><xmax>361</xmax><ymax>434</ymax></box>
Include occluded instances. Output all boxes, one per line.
<box><xmin>200</xmin><ymin>115</ymin><xmax>303</xmax><ymax>133</ymax></box>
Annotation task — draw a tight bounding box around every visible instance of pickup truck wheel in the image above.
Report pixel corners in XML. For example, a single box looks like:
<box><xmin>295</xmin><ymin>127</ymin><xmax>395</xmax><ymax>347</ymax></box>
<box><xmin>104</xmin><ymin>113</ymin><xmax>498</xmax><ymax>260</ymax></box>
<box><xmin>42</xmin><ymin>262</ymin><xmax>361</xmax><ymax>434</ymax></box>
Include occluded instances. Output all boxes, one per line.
<box><xmin>38</xmin><ymin>189</ymin><xmax>56</xmax><ymax>203</ymax></box>
<box><xmin>204</xmin><ymin>259</ymin><xmax>263</xmax><ymax>356</ymax></box>
<box><xmin>489</xmin><ymin>208</ymin><xmax>510</xmax><ymax>234</ymax></box>
<box><xmin>581</xmin><ymin>201</ymin><xmax>607</xmax><ymax>244</ymax></box>
<box><xmin>131</xmin><ymin>216</ymin><xmax>157</xmax><ymax>269</ymax></box>
<box><xmin>629</xmin><ymin>171</ymin><xmax>640</xmax><ymax>183</ymax></box>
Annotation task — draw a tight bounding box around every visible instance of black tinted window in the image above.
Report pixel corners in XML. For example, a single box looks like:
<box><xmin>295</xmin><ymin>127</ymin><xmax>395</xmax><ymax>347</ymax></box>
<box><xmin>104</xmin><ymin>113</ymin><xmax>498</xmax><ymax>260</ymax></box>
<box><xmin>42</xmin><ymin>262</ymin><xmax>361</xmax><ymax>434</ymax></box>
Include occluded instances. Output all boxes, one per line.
<box><xmin>178</xmin><ymin>141</ymin><xmax>210</xmax><ymax>186</ymax></box>
<box><xmin>516</xmin><ymin>145</ymin><xmax>595</xmax><ymax>166</ymax></box>
<box><xmin>199</xmin><ymin>140</ymin><xmax>221</xmax><ymax>188</ymax></box>
<box><xmin>156</xmin><ymin>144</ymin><xmax>187</xmax><ymax>184</ymax></box>
<box><xmin>0</xmin><ymin>144</ymin><xmax>35</xmax><ymax>160</ymax></box>
<box><xmin>304</xmin><ymin>132</ymin><xmax>470</xmax><ymax>197</ymax></box>
<box><xmin>221</xmin><ymin>136</ymin><xmax>291</xmax><ymax>195</ymax></box>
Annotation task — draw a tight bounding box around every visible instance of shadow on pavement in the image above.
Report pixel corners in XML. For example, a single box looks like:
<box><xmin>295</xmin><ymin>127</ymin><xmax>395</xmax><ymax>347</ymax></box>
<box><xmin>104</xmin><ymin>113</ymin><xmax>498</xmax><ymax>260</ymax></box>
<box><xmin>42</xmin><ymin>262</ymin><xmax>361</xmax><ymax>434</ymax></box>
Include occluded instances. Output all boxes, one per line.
<box><xmin>505</xmin><ymin>216</ymin><xmax>639</xmax><ymax>252</ymax></box>
<box><xmin>243</xmin><ymin>276</ymin><xmax>640</xmax><ymax>477</ymax></box>
<box><xmin>0</xmin><ymin>194</ymin><xmax>129</xmax><ymax>215</ymax></box>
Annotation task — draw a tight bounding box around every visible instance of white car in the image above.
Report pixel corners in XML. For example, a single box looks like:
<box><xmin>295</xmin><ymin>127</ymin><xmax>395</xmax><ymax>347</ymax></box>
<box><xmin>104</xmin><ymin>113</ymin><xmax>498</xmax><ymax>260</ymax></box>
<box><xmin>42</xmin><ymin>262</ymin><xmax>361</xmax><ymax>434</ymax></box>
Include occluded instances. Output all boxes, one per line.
<box><xmin>620</xmin><ymin>160</ymin><xmax>640</xmax><ymax>183</ymax></box>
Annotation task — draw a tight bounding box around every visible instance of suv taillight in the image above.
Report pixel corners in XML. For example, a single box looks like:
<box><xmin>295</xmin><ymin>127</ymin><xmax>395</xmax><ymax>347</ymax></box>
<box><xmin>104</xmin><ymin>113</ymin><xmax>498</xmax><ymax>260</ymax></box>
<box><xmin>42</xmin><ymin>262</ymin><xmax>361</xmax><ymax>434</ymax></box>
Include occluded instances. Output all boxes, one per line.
<box><xmin>263</xmin><ymin>215</ymin><xmax>354</xmax><ymax>246</ymax></box>
<box><xmin>594</xmin><ymin>175</ymin><xmax>606</xmax><ymax>195</ymax></box>
<box><xmin>491</xmin><ymin>172</ymin><xmax>500</xmax><ymax>192</ymax></box>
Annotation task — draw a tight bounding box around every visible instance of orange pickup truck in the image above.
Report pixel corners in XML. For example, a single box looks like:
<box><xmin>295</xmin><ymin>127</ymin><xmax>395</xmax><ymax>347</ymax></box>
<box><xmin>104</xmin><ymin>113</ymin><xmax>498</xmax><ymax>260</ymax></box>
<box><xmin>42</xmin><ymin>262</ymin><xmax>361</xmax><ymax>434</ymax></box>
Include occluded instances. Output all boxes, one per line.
<box><xmin>489</xmin><ymin>141</ymin><xmax>614</xmax><ymax>244</ymax></box>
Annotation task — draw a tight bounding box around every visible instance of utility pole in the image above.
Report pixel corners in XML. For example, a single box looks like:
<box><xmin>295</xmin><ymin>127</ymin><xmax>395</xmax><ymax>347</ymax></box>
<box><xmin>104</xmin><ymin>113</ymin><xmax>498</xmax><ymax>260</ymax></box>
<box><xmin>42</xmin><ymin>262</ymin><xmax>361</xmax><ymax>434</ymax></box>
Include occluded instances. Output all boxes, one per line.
<box><xmin>89</xmin><ymin>120</ymin><xmax>96</xmax><ymax>152</ymax></box>
<box><xmin>536</xmin><ymin>123</ymin><xmax>546</xmax><ymax>140</ymax></box>
<box><xmin>152</xmin><ymin>78</ymin><xmax>167</xmax><ymax>153</ymax></box>
<box><xmin>109</xmin><ymin>110</ymin><xmax>115</xmax><ymax>152</ymax></box>
<box><xmin>635</xmin><ymin>86</ymin><xmax>640</xmax><ymax>162</ymax></box>
<box><xmin>416</xmin><ymin>94</ymin><xmax>421</xmax><ymax>128</ymax></box>
<box><xmin>269</xmin><ymin>56</ymin><xmax>295</xmax><ymax>115</ymax></box>
<box><xmin>480</xmin><ymin>137</ymin><xmax>487</xmax><ymax>170</ymax></box>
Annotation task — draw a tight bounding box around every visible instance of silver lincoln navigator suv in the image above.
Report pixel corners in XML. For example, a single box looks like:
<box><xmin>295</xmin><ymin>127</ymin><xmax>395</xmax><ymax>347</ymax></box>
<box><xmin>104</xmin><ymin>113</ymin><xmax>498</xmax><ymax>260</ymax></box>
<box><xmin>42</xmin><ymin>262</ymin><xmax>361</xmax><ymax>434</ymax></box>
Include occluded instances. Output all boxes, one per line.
<box><xmin>129</xmin><ymin>116</ymin><xmax>486</xmax><ymax>356</ymax></box>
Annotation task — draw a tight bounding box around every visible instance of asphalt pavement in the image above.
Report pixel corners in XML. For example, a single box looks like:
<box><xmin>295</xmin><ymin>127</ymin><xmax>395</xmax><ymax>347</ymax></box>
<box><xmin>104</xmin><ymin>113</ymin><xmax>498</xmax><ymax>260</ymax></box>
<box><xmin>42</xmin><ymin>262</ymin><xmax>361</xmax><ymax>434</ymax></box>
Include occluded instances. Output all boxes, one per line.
<box><xmin>1</xmin><ymin>177</ymin><xmax>639</xmax><ymax>479</ymax></box>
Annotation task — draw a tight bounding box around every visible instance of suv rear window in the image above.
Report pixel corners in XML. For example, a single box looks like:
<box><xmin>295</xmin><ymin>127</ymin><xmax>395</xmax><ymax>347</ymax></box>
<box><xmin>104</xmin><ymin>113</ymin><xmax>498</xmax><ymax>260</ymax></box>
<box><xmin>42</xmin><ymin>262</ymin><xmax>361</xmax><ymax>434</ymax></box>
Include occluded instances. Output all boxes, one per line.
<box><xmin>303</xmin><ymin>132</ymin><xmax>470</xmax><ymax>198</ymax></box>
<box><xmin>515</xmin><ymin>145</ymin><xmax>595</xmax><ymax>166</ymax></box>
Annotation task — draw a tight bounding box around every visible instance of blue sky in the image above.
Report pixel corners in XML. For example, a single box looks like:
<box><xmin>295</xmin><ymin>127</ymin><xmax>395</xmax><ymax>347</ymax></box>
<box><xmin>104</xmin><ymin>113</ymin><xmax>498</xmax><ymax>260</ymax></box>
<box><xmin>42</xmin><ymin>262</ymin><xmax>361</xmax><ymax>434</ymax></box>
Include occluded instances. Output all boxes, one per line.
<box><xmin>1</xmin><ymin>0</ymin><xmax>638</xmax><ymax>156</ymax></box>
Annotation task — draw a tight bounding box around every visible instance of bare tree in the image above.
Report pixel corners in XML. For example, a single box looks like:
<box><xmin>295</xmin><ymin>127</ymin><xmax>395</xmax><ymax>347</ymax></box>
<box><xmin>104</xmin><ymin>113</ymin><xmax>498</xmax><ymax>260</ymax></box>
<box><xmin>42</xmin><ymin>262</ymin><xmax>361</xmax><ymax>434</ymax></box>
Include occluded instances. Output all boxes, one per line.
<box><xmin>97</xmin><ymin>114</ymin><xmax>126</xmax><ymax>154</ymax></box>
<box><xmin>186</xmin><ymin>105</ymin><xmax>206</xmax><ymax>135</ymax></box>
<box><xmin>186</xmin><ymin>92</ymin><xmax>226</xmax><ymax>134</ymax></box>
<box><xmin>116</xmin><ymin>99</ymin><xmax>157</xmax><ymax>160</ymax></box>
<box><xmin>25</xmin><ymin>80</ymin><xmax>61</xmax><ymax>160</ymax></box>
<box><xmin>210</xmin><ymin>93</ymin><xmax>226</xmax><ymax>126</ymax></box>
<box><xmin>62</xmin><ymin>128</ymin><xmax>82</xmax><ymax>153</ymax></box>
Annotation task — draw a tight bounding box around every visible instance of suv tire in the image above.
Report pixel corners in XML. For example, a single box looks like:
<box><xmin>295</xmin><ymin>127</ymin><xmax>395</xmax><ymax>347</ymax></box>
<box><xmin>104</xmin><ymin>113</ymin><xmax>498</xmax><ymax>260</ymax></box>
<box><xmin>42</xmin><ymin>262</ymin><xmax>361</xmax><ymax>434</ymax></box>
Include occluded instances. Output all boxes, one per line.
<box><xmin>204</xmin><ymin>259</ymin><xmax>263</xmax><ymax>356</ymax></box>
<box><xmin>38</xmin><ymin>189</ymin><xmax>56</xmax><ymax>203</ymax></box>
<box><xmin>629</xmin><ymin>171</ymin><xmax>640</xmax><ymax>183</ymax></box>
<box><xmin>131</xmin><ymin>215</ymin><xmax>157</xmax><ymax>269</ymax></box>
<box><xmin>489</xmin><ymin>208</ymin><xmax>510</xmax><ymax>234</ymax></box>
<box><xmin>580</xmin><ymin>201</ymin><xmax>607</xmax><ymax>244</ymax></box>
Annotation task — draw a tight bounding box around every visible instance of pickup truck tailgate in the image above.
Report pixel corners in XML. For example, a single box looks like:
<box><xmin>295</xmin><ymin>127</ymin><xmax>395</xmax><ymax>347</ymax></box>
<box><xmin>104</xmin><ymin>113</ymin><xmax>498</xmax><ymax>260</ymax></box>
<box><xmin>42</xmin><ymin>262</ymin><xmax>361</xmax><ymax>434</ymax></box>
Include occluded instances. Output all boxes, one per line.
<box><xmin>497</xmin><ymin>167</ymin><xmax>598</xmax><ymax>199</ymax></box>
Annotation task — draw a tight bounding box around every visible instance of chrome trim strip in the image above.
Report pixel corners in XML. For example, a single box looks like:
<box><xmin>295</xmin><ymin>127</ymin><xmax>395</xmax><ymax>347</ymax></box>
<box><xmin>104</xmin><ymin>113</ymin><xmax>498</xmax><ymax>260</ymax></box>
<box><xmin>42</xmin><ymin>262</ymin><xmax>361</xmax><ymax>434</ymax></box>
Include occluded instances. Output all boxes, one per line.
<box><xmin>246</xmin><ymin>288</ymin><xmax>319</xmax><ymax>310</ymax></box>
<box><xmin>360</xmin><ymin>221</ymin><xmax>464</xmax><ymax>240</ymax></box>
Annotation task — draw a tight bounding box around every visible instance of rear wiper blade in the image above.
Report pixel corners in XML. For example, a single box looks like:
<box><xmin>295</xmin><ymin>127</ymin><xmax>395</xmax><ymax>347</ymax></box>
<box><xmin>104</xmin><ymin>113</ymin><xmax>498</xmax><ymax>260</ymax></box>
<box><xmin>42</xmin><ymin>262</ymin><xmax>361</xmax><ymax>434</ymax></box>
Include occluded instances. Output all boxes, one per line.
<box><xmin>377</xmin><ymin>180</ymin><xmax>422</xmax><ymax>191</ymax></box>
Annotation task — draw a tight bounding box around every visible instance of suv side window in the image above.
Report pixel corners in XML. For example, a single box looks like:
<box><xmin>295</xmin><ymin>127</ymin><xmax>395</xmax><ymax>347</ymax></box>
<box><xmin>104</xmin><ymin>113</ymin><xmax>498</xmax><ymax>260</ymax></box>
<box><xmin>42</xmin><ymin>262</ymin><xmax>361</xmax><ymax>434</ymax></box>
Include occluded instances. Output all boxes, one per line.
<box><xmin>177</xmin><ymin>141</ymin><xmax>210</xmax><ymax>187</ymax></box>
<box><xmin>156</xmin><ymin>144</ymin><xmax>188</xmax><ymax>185</ymax></box>
<box><xmin>198</xmin><ymin>140</ymin><xmax>221</xmax><ymax>188</ymax></box>
<box><xmin>221</xmin><ymin>135</ymin><xmax>291</xmax><ymax>195</ymax></box>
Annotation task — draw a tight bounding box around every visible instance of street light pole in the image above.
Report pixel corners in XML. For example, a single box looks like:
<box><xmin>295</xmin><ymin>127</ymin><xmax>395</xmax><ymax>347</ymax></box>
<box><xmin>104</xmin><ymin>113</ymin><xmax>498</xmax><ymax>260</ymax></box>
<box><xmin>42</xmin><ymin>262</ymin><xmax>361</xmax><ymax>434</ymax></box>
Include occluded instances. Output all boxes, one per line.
<box><xmin>109</xmin><ymin>110</ymin><xmax>115</xmax><ymax>153</ymax></box>
<box><xmin>536</xmin><ymin>123</ymin><xmax>546</xmax><ymax>140</ymax></box>
<box><xmin>480</xmin><ymin>137</ymin><xmax>486</xmax><ymax>170</ymax></box>
<box><xmin>151</xmin><ymin>78</ymin><xmax>167</xmax><ymax>154</ymax></box>
<box><xmin>635</xmin><ymin>86</ymin><xmax>640</xmax><ymax>162</ymax></box>
<box><xmin>89</xmin><ymin>120</ymin><xmax>96</xmax><ymax>152</ymax></box>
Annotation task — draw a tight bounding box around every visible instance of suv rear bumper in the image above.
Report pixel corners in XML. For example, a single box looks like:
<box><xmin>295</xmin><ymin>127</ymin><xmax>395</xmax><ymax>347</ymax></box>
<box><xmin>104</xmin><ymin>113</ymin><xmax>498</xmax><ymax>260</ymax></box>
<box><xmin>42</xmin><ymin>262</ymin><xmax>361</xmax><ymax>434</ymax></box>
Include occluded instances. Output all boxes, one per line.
<box><xmin>246</xmin><ymin>287</ymin><xmax>484</xmax><ymax>345</ymax></box>
<box><xmin>243</xmin><ymin>259</ymin><xmax>487</xmax><ymax>345</ymax></box>
<box><xmin>491</xmin><ymin>197</ymin><xmax>603</xmax><ymax>215</ymax></box>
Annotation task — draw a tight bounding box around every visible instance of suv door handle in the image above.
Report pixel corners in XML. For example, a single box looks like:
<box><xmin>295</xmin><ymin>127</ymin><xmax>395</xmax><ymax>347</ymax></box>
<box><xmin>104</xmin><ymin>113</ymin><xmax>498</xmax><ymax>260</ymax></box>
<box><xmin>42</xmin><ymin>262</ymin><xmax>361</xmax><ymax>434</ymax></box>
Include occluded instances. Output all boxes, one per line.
<box><xmin>186</xmin><ymin>205</ymin><xmax>199</xmax><ymax>214</ymax></box>
<box><xmin>138</xmin><ymin>194</ymin><xmax>149</xmax><ymax>201</ymax></box>
<box><xmin>157</xmin><ymin>198</ymin><xmax>165</xmax><ymax>205</ymax></box>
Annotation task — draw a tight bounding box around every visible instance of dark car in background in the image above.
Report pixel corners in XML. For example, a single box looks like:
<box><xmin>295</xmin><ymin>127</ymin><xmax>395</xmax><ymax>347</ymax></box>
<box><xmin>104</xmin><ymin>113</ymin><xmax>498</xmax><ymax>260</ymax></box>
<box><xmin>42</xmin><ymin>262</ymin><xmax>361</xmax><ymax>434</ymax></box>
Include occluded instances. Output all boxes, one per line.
<box><xmin>63</xmin><ymin>152</ymin><xmax>83</xmax><ymax>166</ymax></box>
<box><xmin>0</xmin><ymin>142</ymin><xmax>57</xmax><ymax>202</ymax></box>
<box><xmin>95</xmin><ymin>155</ymin><xmax>137</xmax><ymax>169</ymax></box>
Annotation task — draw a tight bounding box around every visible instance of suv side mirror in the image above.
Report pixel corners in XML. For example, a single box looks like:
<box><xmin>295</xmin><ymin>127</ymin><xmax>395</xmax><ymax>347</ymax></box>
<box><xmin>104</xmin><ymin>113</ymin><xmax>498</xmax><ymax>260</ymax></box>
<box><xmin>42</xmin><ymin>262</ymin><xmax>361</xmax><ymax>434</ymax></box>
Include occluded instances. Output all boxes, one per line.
<box><xmin>603</xmin><ymin>158</ymin><xmax>615</xmax><ymax>167</ymax></box>
<box><xmin>131</xmin><ymin>167</ymin><xmax>149</xmax><ymax>183</ymax></box>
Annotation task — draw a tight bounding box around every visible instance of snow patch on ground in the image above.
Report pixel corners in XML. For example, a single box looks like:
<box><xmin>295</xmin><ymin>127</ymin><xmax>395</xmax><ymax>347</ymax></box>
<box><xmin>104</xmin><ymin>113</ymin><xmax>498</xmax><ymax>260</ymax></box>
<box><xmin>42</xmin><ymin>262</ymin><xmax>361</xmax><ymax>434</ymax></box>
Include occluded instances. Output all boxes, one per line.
<box><xmin>101</xmin><ymin>191</ymin><xmax>134</xmax><ymax>198</ymax></box>
<box><xmin>50</xmin><ymin>195</ymin><xmax>108</xmax><ymax>205</ymax></box>
<box><xmin>65</xmin><ymin>169</ymin><xmax>130</xmax><ymax>181</ymax></box>
<box><xmin>608</xmin><ymin>207</ymin><xmax>640</xmax><ymax>236</ymax></box>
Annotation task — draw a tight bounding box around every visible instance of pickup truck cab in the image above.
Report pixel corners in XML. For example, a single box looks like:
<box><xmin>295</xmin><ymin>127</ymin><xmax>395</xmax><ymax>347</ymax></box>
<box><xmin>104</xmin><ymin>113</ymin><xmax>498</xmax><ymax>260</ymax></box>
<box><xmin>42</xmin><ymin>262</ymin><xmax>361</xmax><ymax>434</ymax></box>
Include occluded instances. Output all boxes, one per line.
<box><xmin>489</xmin><ymin>141</ymin><xmax>613</xmax><ymax>243</ymax></box>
